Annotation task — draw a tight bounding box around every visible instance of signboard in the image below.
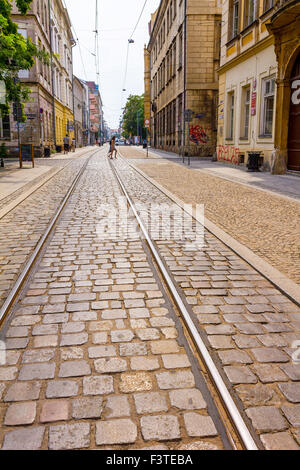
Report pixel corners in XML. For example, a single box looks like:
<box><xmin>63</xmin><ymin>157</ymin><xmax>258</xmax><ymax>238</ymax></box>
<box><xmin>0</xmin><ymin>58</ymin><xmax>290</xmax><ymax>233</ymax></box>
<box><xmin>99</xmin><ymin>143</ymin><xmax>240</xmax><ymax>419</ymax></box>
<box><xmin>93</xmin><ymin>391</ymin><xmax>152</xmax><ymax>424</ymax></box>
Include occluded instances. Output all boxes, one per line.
<box><xmin>251</xmin><ymin>91</ymin><xmax>257</xmax><ymax>116</ymax></box>
<box><xmin>20</xmin><ymin>144</ymin><xmax>34</xmax><ymax>167</ymax></box>
<box><xmin>144</xmin><ymin>119</ymin><xmax>150</xmax><ymax>128</ymax></box>
<box><xmin>184</xmin><ymin>109</ymin><xmax>194</xmax><ymax>122</ymax></box>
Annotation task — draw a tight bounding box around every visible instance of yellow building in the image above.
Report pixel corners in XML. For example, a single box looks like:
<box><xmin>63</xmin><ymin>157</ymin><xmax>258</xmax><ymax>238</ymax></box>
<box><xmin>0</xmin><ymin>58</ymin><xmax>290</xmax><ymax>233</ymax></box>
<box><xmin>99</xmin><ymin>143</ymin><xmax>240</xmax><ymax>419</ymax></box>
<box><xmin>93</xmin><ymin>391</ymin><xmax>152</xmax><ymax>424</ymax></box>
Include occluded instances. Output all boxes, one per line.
<box><xmin>267</xmin><ymin>0</ymin><xmax>300</xmax><ymax>173</ymax></box>
<box><xmin>50</xmin><ymin>0</ymin><xmax>75</xmax><ymax>148</ymax></box>
<box><xmin>217</xmin><ymin>0</ymin><xmax>278</xmax><ymax>169</ymax></box>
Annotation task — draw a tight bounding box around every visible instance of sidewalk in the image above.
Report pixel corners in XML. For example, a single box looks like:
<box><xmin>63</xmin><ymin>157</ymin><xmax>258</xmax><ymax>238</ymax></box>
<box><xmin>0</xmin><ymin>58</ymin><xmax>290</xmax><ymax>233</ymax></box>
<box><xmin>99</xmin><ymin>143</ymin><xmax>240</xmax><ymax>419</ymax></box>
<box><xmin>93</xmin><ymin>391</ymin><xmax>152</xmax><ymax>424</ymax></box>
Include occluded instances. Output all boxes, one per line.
<box><xmin>118</xmin><ymin>146</ymin><xmax>300</xmax><ymax>286</ymax></box>
<box><xmin>122</xmin><ymin>146</ymin><xmax>300</xmax><ymax>201</ymax></box>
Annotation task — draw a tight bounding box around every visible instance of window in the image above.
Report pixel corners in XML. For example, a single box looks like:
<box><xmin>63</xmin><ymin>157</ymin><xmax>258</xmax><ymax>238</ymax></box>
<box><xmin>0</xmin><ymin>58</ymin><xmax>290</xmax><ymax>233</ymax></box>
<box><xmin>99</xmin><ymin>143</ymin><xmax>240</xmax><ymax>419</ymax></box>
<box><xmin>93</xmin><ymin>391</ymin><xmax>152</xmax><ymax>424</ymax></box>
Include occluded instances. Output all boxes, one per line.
<box><xmin>228</xmin><ymin>0</ymin><xmax>240</xmax><ymax>40</ymax></box>
<box><xmin>227</xmin><ymin>92</ymin><xmax>235</xmax><ymax>139</ymax></box>
<box><xmin>260</xmin><ymin>77</ymin><xmax>275</xmax><ymax>136</ymax></box>
<box><xmin>178</xmin><ymin>30</ymin><xmax>183</xmax><ymax>68</ymax></box>
<box><xmin>241</xmin><ymin>86</ymin><xmax>250</xmax><ymax>139</ymax></box>
<box><xmin>244</xmin><ymin>0</ymin><xmax>257</xmax><ymax>28</ymax></box>
<box><xmin>173</xmin><ymin>40</ymin><xmax>176</xmax><ymax>75</ymax></box>
<box><xmin>173</xmin><ymin>0</ymin><xmax>177</xmax><ymax>19</ymax></box>
<box><xmin>0</xmin><ymin>115</ymin><xmax>10</xmax><ymax>139</ymax></box>
<box><xmin>263</xmin><ymin>0</ymin><xmax>274</xmax><ymax>12</ymax></box>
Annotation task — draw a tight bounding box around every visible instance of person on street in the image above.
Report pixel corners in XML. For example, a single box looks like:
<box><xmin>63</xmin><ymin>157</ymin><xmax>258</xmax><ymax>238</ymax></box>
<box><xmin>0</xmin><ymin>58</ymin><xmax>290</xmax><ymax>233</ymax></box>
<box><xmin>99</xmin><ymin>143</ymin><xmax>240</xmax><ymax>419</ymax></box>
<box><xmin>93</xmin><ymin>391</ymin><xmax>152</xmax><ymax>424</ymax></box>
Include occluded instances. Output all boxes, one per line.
<box><xmin>64</xmin><ymin>134</ymin><xmax>70</xmax><ymax>154</ymax></box>
<box><xmin>108</xmin><ymin>136</ymin><xmax>117</xmax><ymax>159</ymax></box>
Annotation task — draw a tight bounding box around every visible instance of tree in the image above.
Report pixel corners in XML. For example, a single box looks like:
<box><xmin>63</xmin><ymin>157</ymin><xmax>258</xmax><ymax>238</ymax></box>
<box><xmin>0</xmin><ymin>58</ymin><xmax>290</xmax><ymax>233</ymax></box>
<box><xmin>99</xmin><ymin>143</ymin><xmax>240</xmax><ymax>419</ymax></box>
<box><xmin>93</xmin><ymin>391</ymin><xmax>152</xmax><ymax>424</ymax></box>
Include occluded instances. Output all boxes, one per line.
<box><xmin>0</xmin><ymin>0</ymin><xmax>49</xmax><ymax>120</ymax></box>
<box><xmin>122</xmin><ymin>94</ymin><xmax>146</xmax><ymax>140</ymax></box>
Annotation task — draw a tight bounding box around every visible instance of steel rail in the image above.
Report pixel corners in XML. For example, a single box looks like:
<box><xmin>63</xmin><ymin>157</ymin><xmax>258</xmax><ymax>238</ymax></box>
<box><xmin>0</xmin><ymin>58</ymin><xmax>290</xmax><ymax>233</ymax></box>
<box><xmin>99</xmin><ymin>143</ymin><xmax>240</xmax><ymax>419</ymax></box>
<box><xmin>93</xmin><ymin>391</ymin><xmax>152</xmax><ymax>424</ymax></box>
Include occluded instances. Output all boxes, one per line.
<box><xmin>0</xmin><ymin>149</ymin><xmax>98</xmax><ymax>327</ymax></box>
<box><xmin>110</xmin><ymin>160</ymin><xmax>259</xmax><ymax>451</ymax></box>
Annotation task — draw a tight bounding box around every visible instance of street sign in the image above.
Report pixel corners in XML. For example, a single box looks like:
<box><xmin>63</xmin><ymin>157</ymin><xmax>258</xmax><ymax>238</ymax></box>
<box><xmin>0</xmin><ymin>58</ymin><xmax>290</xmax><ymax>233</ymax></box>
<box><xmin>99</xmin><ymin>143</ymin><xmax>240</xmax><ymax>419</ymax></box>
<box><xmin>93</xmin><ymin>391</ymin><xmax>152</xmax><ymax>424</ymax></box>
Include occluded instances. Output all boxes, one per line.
<box><xmin>144</xmin><ymin>119</ymin><xmax>150</xmax><ymax>128</ymax></box>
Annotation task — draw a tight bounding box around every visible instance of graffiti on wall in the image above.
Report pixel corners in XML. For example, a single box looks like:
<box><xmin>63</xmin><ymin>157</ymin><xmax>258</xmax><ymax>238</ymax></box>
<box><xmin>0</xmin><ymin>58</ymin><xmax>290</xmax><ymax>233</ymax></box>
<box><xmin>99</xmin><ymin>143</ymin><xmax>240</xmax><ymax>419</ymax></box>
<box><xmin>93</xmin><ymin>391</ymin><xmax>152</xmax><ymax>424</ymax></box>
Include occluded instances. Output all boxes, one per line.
<box><xmin>217</xmin><ymin>145</ymin><xmax>240</xmax><ymax>165</ymax></box>
<box><xmin>189</xmin><ymin>125</ymin><xmax>209</xmax><ymax>145</ymax></box>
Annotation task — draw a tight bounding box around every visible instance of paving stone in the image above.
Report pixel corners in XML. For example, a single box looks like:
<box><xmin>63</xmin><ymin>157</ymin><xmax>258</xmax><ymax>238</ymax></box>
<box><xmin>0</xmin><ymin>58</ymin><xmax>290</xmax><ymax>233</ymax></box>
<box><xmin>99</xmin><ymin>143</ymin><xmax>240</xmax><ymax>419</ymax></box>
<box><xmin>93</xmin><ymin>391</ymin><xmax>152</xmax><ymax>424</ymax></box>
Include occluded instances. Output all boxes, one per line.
<box><xmin>19</xmin><ymin>363</ymin><xmax>55</xmax><ymax>380</ymax></box>
<box><xmin>4</xmin><ymin>401</ymin><xmax>36</xmax><ymax>425</ymax></box>
<box><xmin>279</xmin><ymin>383</ymin><xmax>300</xmax><ymax>403</ymax></box>
<box><xmin>119</xmin><ymin>342</ymin><xmax>147</xmax><ymax>356</ymax></box>
<box><xmin>236</xmin><ymin>323</ymin><xmax>265</xmax><ymax>335</ymax></box>
<box><xmin>129</xmin><ymin>308</ymin><xmax>150</xmax><ymax>318</ymax></box>
<box><xmin>184</xmin><ymin>412</ymin><xmax>218</xmax><ymax>437</ymax></box>
<box><xmin>6</xmin><ymin>326</ymin><xmax>30</xmax><ymax>338</ymax></box>
<box><xmin>224</xmin><ymin>366</ymin><xmax>257</xmax><ymax>384</ymax></box>
<box><xmin>169</xmin><ymin>388</ymin><xmax>207</xmax><ymax>410</ymax></box>
<box><xmin>83</xmin><ymin>375</ymin><xmax>114</xmax><ymax>395</ymax></box>
<box><xmin>251</xmin><ymin>348</ymin><xmax>289</xmax><ymax>363</ymax></box>
<box><xmin>177</xmin><ymin>441</ymin><xmax>219</xmax><ymax>450</ymax></box>
<box><xmin>43</xmin><ymin>313</ymin><xmax>69</xmax><ymax>324</ymax></box>
<box><xmin>162</xmin><ymin>354</ymin><xmax>191</xmax><ymax>369</ymax></box>
<box><xmin>111</xmin><ymin>329</ymin><xmax>135</xmax><ymax>342</ymax></box>
<box><xmin>150</xmin><ymin>340</ymin><xmax>180</xmax><ymax>354</ymax></box>
<box><xmin>40</xmin><ymin>400</ymin><xmax>69</xmax><ymax>423</ymax></box>
<box><xmin>49</xmin><ymin>423</ymin><xmax>90</xmax><ymax>450</ymax></box>
<box><xmin>105</xmin><ymin>395</ymin><xmax>130</xmax><ymax>418</ymax></box>
<box><xmin>281</xmin><ymin>405</ymin><xmax>300</xmax><ymax>426</ymax></box>
<box><xmin>89</xmin><ymin>320</ymin><xmax>113</xmax><ymax>331</ymax></box>
<box><xmin>61</xmin><ymin>347</ymin><xmax>84</xmax><ymax>360</ymax></box>
<box><xmin>150</xmin><ymin>317</ymin><xmax>175</xmax><ymax>327</ymax></box>
<box><xmin>46</xmin><ymin>380</ymin><xmax>79</xmax><ymax>398</ymax></box>
<box><xmin>2</xmin><ymin>426</ymin><xmax>45</xmax><ymax>450</ymax></box>
<box><xmin>217</xmin><ymin>349</ymin><xmax>252</xmax><ymax>365</ymax></box>
<box><xmin>5</xmin><ymin>338</ymin><xmax>29</xmax><ymax>349</ymax></box>
<box><xmin>119</xmin><ymin>372</ymin><xmax>153</xmax><ymax>393</ymax></box>
<box><xmin>32</xmin><ymin>324</ymin><xmax>58</xmax><ymax>336</ymax></box>
<box><xmin>72</xmin><ymin>397</ymin><xmax>103</xmax><ymax>419</ymax></box>
<box><xmin>193</xmin><ymin>305</ymin><xmax>219</xmax><ymax>314</ymax></box>
<box><xmin>60</xmin><ymin>333</ymin><xmax>88</xmax><ymax>347</ymax></box>
<box><xmin>204</xmin><ymin>324</ymin><xmax>235</xmax><ymax>335</ymax></box>
<box><xmin>130</xmin><ymin>356</ymin><xmax>160</xmax><ymax>371</ymax></box>
<box><xmin>33</xmin><ymin>335</ymin><xmax>58</xmax><ymax>348</ymax></box>
<box><xmin>140</xmin><ymin>415</ymin><xmax>180</xmax><ymax>441</ymax></box>
<box><xmin>280</xmin><ymin>364</ymin><xmax>300</xmax><ymax>381</ymax></box>
<box><xmin>252</xmin><ymin>364</ymin><xmax>288</xmax><ymax>383</ymax></box>
<box><xmin>96</xmin><ymin>419</ymin><xmax>137</xmax><ymax>445</ymax></box>
<box><xmin>72</xmin><ymin>311</ymin><xmax>97</xmax><ymax>321</ymax></box>
<box><xmin>94</xmin><ymin>358</ymin><xmax>127</xmax><ymax>373</ymax></box>
<box><xmin>260</xmin><ymin>432</ymin><xmax>299</xmax><ymax>450</ymax></box>
<box><xmin>233</xmin><ymin>335</ymin><xmax>261</xmax><ymax>349</ymax></box>
<box><xmin>22</xmin><ymin>348</ymin><xmax>55</xmax><ymax>363</ymax></box>
<box><xmin>92</xmin><ymin>332</ymin><xmax>108</xmax><ymax>344</ymax></box>
<box><xmin>88</xmin><ymin>345</ymin><xmax>117</xmax><ymax>359</ymax></box>
<box><xmin>135</xmin><ymin>328</ymin><xmax>160</xmax><ymax>340</ymax></box>
<box><xmin>59</xmin><ymin>360</ymin><xmax>91</xmax><ymax>377</ymax></box>
<box><xmin>134</xmin><ymin>391</ymin><xmax>168</xmax><ymax>414</ymax></box>
<box><xmin>246</xmin><ymin>406</ymin><xmax>288</xmax><ymax>432</ymax></box>
<box><xmin>102</xmin><ymin>309</ymin><xmax>127</xmax><ymax>319</ymax></box>
<box><xmin>156</xmin><ymin>371</ymin><xmax>195</xmax><ymax>389</ymax></box>
<box><xmin>236</xmin><ymin>385</ymin><xmax>280</xmax><ymax>406</ymax></box>
<box><xmin>61</xmin><ymin>322</ymin><xmax>85</xmax><ymax>334</ymax></box>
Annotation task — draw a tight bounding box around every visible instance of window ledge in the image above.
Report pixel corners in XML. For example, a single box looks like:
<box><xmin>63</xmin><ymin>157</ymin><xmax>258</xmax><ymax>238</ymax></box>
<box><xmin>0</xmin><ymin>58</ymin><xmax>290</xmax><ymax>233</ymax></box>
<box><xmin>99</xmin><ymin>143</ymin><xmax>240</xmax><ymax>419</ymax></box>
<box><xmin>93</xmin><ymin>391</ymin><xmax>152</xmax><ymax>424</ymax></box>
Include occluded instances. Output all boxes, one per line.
<box><xmin>240</xmin><ymin>19</ymin><xmax>259</xmax><ymax>37</ymax></box>
<box><xmin>226</xmin><ymin>35</ymin><xmax>240</xmax><ymax>48</ymax></box>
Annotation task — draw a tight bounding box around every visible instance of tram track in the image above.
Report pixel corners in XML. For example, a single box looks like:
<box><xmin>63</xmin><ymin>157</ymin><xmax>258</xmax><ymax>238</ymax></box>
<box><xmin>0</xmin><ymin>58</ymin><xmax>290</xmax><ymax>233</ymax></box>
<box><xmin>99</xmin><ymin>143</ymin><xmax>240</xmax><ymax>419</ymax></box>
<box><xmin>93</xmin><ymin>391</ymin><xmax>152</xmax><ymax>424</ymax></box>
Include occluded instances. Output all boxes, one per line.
<box><xmin>108</xmin><ymin>157</ymin><xmax>260</xmax><ymax>450</ymax></box>
<box><xmin>0</xmin><ymin>148</ymin><xmax>99</xmax><ymax>328</ymax></box>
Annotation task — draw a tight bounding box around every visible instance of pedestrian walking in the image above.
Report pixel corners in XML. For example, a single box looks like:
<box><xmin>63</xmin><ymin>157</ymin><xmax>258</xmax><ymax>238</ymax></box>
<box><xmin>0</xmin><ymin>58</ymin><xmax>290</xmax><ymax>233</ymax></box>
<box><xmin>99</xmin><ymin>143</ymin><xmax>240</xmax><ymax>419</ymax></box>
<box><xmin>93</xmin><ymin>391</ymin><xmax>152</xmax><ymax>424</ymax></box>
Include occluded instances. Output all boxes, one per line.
<box><xmin>108</xmin><ymin>136</ymin><xmax>117</xmax><ymax>159</ymax></box>
<box><xmin>64</xmin><ymin>134</ymin><xmax>70</xmax><ymax>154</ymax></box>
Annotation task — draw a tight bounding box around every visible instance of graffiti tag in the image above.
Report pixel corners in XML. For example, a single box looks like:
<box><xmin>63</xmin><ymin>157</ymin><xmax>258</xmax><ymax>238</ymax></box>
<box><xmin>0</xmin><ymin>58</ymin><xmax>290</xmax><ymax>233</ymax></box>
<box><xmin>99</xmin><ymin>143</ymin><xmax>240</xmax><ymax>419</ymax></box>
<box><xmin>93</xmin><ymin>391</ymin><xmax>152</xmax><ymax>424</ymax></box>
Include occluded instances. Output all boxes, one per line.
<box><xmin>189</xmin><ymin>125</ymin><xmax>209</xmax><ymax>145</ymax></box>
<box><xmin>217</xmin><ymin>145</ymin><xmax>240</xmax><ymax>165</ymax></box>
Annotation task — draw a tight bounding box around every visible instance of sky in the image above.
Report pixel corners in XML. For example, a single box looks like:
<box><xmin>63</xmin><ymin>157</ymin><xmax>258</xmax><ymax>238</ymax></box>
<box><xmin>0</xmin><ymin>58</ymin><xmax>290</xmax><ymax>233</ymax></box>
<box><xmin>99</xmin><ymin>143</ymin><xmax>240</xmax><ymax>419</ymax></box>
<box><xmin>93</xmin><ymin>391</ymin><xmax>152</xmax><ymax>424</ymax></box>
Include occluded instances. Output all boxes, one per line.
<box><xmin>64</xmin><ymin>0</ymin><xmax>160</xmax><ymax>129</ymax></box>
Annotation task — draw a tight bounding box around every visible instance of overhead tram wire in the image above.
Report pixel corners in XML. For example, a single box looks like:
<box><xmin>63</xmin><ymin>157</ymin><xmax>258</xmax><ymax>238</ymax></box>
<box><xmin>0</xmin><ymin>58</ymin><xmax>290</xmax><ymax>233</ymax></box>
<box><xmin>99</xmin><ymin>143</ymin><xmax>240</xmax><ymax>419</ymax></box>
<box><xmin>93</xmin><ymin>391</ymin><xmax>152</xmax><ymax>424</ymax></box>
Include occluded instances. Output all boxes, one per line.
<box><xmin>120</xmin><ymin>0</ymin><xmax>148</xmax><ymax>115</ymax></box>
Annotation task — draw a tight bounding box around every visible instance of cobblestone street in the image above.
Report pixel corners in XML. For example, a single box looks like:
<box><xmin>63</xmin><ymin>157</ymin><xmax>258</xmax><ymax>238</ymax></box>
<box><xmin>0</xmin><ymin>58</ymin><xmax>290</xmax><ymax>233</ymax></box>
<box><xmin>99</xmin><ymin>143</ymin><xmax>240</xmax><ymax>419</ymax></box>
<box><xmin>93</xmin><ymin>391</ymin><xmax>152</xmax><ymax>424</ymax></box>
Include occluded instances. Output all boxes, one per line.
<box><xmin>0</xmin><ymin>147</ymin><xmax>299</xmax><ymax>450</ymax></box>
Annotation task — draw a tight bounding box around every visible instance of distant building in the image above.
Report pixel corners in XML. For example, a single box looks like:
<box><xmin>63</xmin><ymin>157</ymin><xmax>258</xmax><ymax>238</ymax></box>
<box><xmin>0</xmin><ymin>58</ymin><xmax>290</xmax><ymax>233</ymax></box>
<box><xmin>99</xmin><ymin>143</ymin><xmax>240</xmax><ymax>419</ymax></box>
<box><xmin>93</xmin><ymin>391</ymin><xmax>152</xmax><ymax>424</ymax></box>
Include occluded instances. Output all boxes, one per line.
<box><xmin>86</xmin><ymin>81</ymin><xmax>103</xmax><ymax>145</ymax></box>
<box><xmin>147</xmin><ymin>0</ymin><xmax>221</xmax><ymax>157</ymax></box>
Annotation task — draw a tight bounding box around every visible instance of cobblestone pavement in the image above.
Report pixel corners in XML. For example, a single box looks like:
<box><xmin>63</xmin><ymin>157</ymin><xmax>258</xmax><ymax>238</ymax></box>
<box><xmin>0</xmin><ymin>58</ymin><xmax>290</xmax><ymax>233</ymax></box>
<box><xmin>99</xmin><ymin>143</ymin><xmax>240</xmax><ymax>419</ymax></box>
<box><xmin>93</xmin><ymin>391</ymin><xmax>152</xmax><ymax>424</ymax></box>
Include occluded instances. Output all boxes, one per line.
<box><xmin>0</xmin><ymin>149</ymin><xmax>231</xmax><ymax>450</ymax></box>
<box><xmin>0</xmin><ymin>151</ymin><xmax>94</xmax><ymax>310</ymax></box>
<box><xmin>113</xmin><ymin>157</ymin><xmax>300</xmax><ymax>450</ymax></box>
<box><xmin>0</xmin><ymin>150</ymin><xmax>299</xmax><ymax>450</ymax></box>
<box><xmin>119</xmin><ymin>147</ymin><xmax>300</xmax><ymax>285</ymax></box>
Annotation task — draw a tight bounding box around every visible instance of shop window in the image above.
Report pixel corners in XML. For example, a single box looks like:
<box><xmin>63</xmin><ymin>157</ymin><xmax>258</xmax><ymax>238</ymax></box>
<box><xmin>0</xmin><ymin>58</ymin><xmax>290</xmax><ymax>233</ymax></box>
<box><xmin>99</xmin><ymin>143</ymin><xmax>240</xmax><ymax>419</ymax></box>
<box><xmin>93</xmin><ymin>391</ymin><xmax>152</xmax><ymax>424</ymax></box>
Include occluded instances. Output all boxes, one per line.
<box><xmin>260</xmin><ymin>77</ymin><xmax>275</xmax><ymax>137</ymax></box>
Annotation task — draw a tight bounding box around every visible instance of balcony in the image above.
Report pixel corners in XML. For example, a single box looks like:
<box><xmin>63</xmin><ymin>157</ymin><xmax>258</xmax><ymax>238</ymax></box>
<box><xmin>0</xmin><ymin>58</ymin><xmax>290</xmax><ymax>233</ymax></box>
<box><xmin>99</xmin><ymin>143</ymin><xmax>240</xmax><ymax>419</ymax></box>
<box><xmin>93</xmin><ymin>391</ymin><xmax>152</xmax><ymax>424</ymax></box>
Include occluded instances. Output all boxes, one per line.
<box><xmin>270</xmin><ymin>0</ymin><xmax>300</xmax><ymax>28</ymax></box>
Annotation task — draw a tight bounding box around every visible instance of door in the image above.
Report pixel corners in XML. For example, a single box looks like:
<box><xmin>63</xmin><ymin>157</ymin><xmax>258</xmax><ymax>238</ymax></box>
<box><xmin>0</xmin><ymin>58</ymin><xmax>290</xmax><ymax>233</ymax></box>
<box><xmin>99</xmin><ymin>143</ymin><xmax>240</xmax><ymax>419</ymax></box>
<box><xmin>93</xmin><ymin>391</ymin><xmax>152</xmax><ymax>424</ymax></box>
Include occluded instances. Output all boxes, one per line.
<box><xmin>288</xmin><ymin>54</ymin><xmax>300</xmax><ymax>171</ymax></box>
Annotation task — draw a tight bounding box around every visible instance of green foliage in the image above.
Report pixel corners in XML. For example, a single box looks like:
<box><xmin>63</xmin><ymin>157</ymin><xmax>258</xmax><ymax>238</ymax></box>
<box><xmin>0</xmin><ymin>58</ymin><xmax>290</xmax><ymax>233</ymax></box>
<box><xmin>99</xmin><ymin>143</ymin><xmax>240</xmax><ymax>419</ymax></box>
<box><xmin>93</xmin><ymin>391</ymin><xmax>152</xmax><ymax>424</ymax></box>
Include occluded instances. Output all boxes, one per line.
<box><xmin>122</xmin><ymin>94</ymin><xmax>146</xmax><ymax>140</ymax></box>
<box><xmin>0</xmin><ymin>142</ymin><xmax>7</xmax><ymax>157</ymax></box>
<box><xmin>0</xmin><ymin>0</ymin><xmax>49</xmax><ymax>119</ymax></box>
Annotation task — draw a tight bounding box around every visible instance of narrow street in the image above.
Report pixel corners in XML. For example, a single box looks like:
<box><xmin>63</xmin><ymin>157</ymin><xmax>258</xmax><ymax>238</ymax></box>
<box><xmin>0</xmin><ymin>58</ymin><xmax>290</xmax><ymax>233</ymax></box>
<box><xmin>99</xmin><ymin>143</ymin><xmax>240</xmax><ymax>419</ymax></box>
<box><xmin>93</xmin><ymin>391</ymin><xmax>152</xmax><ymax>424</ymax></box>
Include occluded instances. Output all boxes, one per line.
<box><xmin>0</xmin><ymin>147</ymin><xmax>299</xmax><ymax>450</ymax></box>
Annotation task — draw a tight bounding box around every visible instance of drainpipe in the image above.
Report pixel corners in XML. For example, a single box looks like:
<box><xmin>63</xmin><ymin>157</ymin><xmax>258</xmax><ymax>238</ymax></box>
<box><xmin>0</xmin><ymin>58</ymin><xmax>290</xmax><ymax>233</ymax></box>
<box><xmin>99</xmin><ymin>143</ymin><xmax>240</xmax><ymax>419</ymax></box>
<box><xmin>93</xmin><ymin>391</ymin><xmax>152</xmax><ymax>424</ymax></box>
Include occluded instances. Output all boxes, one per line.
<box><xmin>183</xmin><ymin>0</ymin><xmax>187</xmax><ymax>157</ymax></box>
<box><xmin>48</xmin><ymin>0</ymin><xmax>56</xmax><ymax>148</ymax></box>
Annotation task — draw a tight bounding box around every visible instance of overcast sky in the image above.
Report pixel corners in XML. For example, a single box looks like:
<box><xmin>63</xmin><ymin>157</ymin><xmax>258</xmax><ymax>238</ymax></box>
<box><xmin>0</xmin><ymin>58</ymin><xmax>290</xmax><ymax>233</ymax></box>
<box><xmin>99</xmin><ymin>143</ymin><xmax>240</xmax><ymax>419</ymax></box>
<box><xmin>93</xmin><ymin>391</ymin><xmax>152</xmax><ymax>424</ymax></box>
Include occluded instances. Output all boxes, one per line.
<box><xmin>64</xmin><ymin>0</ymin><xmax>160</xmax><ymax>129</ymax></box>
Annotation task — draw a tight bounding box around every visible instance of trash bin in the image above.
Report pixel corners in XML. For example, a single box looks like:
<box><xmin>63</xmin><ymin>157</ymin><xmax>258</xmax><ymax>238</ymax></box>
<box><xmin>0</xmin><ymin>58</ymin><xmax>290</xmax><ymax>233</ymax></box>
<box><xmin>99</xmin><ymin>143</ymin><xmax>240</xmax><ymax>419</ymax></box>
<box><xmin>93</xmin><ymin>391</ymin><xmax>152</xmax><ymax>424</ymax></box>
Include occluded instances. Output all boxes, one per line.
<box><xmin>247</xmin><ymin>151</ymin><xmax>261</xmax><ymax>172</ymax></box>
<box><xmin>44</xmin><ymin>147</ymin><xmax>50</xmax><ymax>158</ymax></box>
<box><xmin>56</xmin><ymin>145</ymin><xmax>62</xmax><ymax>153</ymax></box>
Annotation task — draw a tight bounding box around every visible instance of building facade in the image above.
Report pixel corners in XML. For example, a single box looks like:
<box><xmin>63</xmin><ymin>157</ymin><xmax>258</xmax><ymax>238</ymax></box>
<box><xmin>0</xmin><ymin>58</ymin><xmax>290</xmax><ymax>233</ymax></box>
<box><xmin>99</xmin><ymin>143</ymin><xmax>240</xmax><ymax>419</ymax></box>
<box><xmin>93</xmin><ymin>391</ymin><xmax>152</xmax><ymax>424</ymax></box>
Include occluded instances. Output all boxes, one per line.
<box><xmin>0</xmin><ymin>0</ymin><xmax>75</xmax><ymax>156</ymax></box>
<box><xmin>87</xmin><ymin>81</ymin><xmax>103</xmax><ymax>145</ymax></box>
<box><xmin>217</xmin><ymin>0</ymin><xmax>279</xmax><ymax>169</ymax></box>
<box><xmin>50</xmin><ymin>0</ymin><xmax>75</xmax><ymax>150</ymax></box>
<box><xmin>148</xmin><ymin>0</ymin><xmax>221</xmax><ymax>157</ymax></box>
<box><xmin>267</xmin><ymin>0</ymin><xmax>300</xmax><ymax>172</ymax></box>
